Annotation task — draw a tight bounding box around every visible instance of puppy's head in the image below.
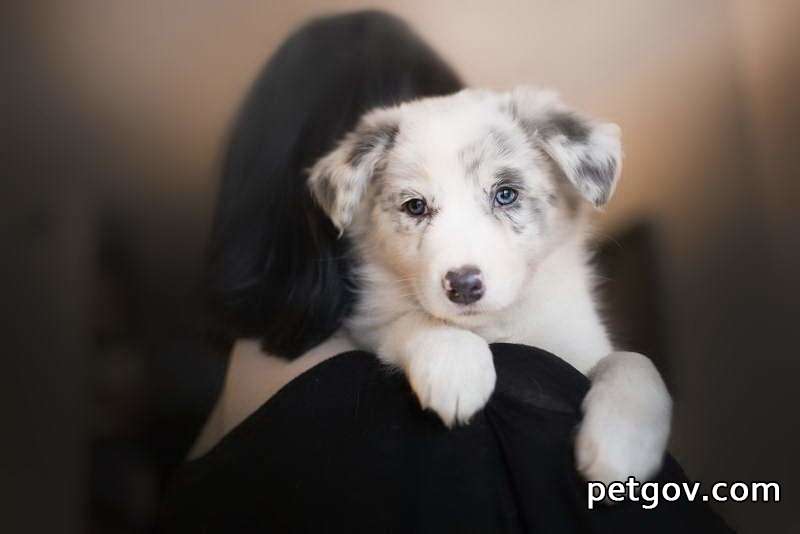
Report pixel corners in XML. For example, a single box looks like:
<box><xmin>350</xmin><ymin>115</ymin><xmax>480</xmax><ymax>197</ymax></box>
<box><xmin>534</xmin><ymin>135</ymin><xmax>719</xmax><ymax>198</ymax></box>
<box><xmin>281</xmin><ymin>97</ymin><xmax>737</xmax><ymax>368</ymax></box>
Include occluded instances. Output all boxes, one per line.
<box><xmin>309</xmin><ymin>87</ymin><xmax>621</xmax><ymax>325</ymax></box>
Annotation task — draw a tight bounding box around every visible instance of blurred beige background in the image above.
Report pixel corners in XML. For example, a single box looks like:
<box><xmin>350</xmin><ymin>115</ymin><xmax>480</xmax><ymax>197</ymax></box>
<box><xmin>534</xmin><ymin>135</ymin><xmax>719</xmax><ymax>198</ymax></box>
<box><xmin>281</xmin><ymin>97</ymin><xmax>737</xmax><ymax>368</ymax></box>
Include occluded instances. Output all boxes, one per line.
<box><xmin>5</xmin><ymin>1</ymin><xmax>799</xmax><ymax>532</ymax></box>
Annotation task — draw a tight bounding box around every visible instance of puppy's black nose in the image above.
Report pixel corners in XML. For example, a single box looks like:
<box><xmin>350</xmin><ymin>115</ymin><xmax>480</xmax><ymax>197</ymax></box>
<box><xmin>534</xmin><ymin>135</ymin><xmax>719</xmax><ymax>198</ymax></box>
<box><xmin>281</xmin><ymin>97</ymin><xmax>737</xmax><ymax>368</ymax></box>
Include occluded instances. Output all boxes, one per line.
<box><xmin>444</xmin><ymin>266</ymin><xmax>484</xmax><ymax>305</ymax></box>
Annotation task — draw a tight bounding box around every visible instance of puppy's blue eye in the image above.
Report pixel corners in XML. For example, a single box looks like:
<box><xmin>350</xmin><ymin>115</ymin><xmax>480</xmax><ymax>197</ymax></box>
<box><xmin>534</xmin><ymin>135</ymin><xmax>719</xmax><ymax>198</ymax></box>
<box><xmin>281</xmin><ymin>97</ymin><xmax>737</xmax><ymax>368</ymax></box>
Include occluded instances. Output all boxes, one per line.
<box><xmin>495</xmin><ymin>187</ymin><xmax>518</xmax><ymax>206</ymax></box>
<box><xmin>403</xmin><ymin>198</ymin><xmax>427</xmax><ymax>216</ymax></box>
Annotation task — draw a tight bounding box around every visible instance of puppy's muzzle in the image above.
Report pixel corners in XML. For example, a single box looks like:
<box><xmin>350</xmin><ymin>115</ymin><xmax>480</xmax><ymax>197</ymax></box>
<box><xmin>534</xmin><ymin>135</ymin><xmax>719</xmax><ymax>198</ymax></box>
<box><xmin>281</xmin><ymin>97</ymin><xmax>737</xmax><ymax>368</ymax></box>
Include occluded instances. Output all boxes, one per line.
<box><xmin>443</xmin><ymin>266</ymin><xmax>484</xmax><ymax>305</ymax></box>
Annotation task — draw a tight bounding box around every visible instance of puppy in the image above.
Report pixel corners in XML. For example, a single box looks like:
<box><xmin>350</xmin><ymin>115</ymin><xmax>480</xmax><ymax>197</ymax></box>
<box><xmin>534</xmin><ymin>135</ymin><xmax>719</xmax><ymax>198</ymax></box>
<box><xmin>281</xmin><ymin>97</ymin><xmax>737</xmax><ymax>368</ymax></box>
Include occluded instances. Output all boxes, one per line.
<box><xmin>308</xmin><ymin>87</ymin><xmax>672</xmax><ymax>484</ymax></box>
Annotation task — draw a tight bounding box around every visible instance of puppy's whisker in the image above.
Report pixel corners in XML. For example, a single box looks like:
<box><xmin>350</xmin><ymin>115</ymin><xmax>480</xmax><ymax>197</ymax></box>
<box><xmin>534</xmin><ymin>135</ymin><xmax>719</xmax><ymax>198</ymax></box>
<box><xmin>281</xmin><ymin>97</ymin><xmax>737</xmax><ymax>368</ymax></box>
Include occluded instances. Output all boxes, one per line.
<box><xmin>593</xmin><ymin>231</ymin><xmax>624</xmax><ymax>251</ymax></box>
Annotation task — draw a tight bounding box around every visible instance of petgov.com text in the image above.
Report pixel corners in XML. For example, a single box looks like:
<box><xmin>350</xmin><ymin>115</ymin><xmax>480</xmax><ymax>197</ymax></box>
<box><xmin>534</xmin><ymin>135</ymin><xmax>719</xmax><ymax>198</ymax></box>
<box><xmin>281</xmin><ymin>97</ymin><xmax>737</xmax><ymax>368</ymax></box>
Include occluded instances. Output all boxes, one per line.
<box><xmin>587</xmin><ymin>477</ymin><xmax>781</xmax><ymax>510</ymax></box>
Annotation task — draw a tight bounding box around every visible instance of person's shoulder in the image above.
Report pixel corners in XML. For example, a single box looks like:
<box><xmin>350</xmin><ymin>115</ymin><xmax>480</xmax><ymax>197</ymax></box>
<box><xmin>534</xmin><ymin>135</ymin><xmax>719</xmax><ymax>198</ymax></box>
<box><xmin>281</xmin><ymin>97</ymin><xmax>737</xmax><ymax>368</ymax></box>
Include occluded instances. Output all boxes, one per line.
<box><xmin>188</xmin><ymin>334</ymin><xmax>359</xmax><ymax>459</ymax></box>
<box><xmin>490</xmin><ymin>342</ymin><xmax>590</xmax><ymax>413</ymax></box>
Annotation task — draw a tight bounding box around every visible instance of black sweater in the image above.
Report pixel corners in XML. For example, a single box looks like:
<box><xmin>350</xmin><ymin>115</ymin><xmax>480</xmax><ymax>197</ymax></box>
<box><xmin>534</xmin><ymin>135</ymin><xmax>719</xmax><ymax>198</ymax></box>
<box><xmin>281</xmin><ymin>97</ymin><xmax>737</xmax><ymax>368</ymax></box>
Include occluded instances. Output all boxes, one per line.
<box><xmin>159</xmin><ymin>343</ymin><xmax>733</xmax><ymax>533</ymax></box>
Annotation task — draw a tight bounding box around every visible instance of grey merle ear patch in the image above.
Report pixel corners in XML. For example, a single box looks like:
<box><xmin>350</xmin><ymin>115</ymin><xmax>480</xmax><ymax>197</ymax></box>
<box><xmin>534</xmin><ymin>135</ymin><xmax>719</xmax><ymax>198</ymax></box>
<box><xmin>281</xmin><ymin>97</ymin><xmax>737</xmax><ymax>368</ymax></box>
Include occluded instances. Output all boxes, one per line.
<box><xmin>535</xmin><ymin>110</ymin><xmax>590</xmax><ymax>143</ymax></box>
<box><xmin>308</xmin><ymin>109</ymin><xmax>400</xmax><ymax>232</ymax></box>
<box><xmin>345</xmin><ymin>122</ymin><xmax>399</xmax><ymax>167</ymax></box>
<box><xmin>506</xmin><ymin>87</ymin><xmax>622</xmax><ymax>207</ymax></box>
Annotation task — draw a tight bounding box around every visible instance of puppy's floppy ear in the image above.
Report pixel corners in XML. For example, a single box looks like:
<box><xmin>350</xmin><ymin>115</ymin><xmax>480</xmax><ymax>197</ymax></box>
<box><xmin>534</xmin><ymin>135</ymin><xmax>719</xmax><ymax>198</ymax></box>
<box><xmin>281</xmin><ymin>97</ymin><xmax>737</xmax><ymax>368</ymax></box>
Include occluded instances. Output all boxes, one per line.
<box><xmin>309</xmin><ymin>108</ymin><xmax>400</xmax><ymax>231</ymax></box>
<box><xmin>506</xmin><ymin>87</ymin><xmax>622</xmax><ymax>207</ymax></box>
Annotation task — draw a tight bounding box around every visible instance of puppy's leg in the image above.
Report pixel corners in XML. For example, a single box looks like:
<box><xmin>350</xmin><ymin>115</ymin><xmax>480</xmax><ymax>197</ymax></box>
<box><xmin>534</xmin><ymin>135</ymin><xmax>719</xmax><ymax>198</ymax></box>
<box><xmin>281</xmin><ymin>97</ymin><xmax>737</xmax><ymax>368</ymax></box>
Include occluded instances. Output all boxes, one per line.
<box><xmin>378</xmin><ymin>312</ymin><xmax>496</xmax><ymax>427</ymax></box>
<box><xmin>575</xmin><ymin>352</ymin><xmax>672</xmax><ymax>484</ymax></box>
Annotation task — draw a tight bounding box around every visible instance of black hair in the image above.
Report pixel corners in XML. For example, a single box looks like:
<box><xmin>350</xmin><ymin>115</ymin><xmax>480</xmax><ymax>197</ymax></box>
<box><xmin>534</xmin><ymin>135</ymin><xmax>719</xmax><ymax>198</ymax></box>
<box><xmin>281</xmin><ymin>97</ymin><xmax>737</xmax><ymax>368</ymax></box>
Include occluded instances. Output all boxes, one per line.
<box><xmin>206</xmin><ymin>11</ymin><xmax>463</xmax><ymax>358</ymax></box>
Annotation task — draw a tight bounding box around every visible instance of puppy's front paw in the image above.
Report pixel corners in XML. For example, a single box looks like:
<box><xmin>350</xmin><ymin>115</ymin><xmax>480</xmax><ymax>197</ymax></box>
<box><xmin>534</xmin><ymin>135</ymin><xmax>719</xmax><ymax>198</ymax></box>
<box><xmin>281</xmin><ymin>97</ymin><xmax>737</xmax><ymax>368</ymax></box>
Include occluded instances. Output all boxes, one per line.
<box><xmin>575</xmin><ymin>365</ymin><xmax>671</xmax><ymax>485</ymax></box>
<box><xmin>405</xmin><ymin>330</ymin><xmax>496</xmax><ymax>427</ymax></box>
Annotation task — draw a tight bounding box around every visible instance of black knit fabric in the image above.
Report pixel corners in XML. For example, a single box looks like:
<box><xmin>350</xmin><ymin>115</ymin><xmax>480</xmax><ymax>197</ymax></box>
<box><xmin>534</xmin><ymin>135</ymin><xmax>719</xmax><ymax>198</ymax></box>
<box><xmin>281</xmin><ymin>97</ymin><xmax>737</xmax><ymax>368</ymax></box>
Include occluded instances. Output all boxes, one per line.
<box><xmin>159</xmin><ymin>343</ymin><xmax>733</xmax><ymax>533</ymax></box>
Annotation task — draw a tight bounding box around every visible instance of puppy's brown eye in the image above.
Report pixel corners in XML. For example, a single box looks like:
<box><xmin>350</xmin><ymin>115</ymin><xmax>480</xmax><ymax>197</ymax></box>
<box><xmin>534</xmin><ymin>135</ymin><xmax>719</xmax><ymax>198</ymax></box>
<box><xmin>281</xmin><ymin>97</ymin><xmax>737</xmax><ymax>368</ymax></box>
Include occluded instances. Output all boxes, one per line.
<box><xmin>403</xmin><ymin>198</ymin><xmax>427</xmax><ymax>217</ymax></box>
<box><xmin>495</xmin><ymin>187</ymin><xmax>518</xmax><ymax>206</ymax></box>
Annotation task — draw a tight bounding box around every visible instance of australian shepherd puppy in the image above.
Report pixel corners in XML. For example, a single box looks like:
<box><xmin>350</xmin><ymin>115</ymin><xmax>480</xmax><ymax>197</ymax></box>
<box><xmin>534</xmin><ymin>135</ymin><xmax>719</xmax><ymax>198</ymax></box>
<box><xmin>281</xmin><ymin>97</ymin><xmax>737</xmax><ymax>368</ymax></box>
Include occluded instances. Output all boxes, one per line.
<box><xmin>208</xmin><ymin>11</ymin><xmax>671</xmax><ymax>486</ymax></box>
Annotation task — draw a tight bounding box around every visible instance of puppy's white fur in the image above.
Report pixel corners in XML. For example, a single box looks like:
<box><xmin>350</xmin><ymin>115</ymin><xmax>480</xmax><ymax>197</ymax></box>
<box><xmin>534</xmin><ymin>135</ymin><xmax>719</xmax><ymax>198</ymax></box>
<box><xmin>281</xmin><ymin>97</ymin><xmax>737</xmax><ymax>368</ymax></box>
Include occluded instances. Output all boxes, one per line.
<box><xmin>309</xmin><ymin>87</ymin><xmax>671</xmax><ymax>484</ymax></box>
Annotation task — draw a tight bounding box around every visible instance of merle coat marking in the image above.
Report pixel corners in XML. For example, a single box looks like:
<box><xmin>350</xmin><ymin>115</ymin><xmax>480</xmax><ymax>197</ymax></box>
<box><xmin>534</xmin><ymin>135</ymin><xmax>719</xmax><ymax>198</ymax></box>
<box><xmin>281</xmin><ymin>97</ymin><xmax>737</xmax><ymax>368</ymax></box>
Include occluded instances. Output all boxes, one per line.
<box><xmin>209</xmin><ymin>11</ymin><xmax>671</xmax><ymax>486</ymax></box>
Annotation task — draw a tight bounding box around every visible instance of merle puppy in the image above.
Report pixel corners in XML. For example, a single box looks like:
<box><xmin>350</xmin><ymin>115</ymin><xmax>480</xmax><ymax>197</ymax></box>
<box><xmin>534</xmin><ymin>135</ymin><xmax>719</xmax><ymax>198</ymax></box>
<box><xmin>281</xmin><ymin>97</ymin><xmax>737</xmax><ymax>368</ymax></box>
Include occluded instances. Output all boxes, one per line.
<box><xmin>209</xmin><ymin>11</ymin><xmax>671</xmax><ymax>486</ymax></box>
